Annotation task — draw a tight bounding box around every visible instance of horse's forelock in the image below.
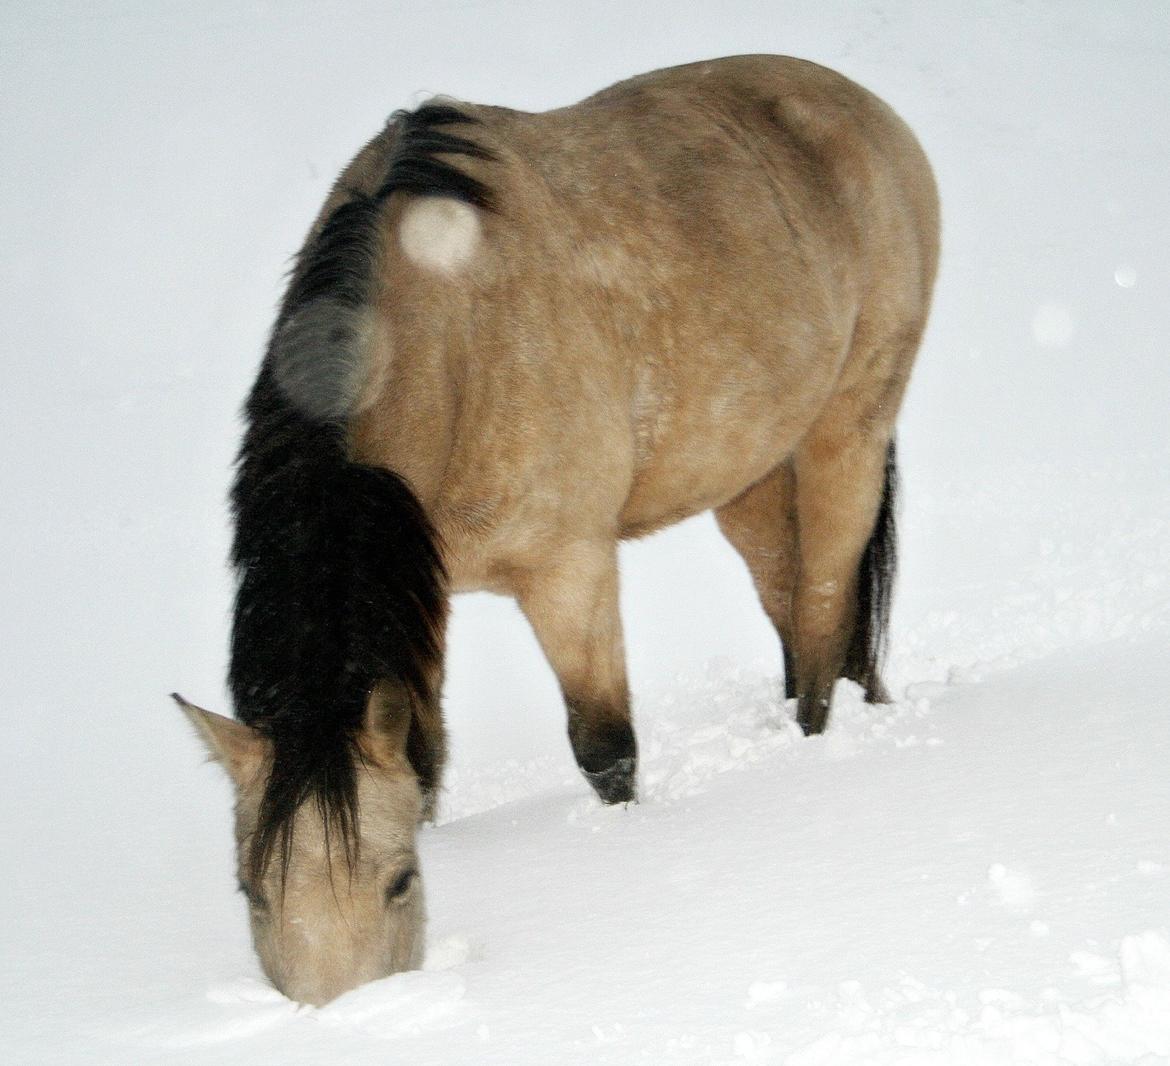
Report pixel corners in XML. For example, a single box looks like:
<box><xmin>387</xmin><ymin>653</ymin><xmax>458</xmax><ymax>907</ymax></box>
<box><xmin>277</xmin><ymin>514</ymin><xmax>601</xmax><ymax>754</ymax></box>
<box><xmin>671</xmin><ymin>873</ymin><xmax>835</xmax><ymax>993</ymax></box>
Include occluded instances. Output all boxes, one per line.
<box><xmin>248</xmin><ymin>729</ymin><xmax>361</xmax><ymax>887</ymax></box>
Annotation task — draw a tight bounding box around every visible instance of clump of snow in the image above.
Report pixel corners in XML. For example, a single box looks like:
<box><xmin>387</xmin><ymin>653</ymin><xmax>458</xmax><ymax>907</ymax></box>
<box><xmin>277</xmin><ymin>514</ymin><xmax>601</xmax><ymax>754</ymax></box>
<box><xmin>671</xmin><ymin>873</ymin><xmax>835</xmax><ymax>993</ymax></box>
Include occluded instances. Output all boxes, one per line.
<box><xmin>785</xmin><ymin>932</ymin><xmax>1170</xmax><ymax>1065</ymax></box>
<box><xmin>987</xmin><ymin>863</ymin><xmax>1038</xmax><ymax>914</ymax></box>
<box><xmin>746</xmin><ymin>980</ymin><xmax>790</xmax><ymax>1010</ymax></box>
<box><xmin>733</xmin><ymin>1028</ymin><xmax>774</xmax><ymax>1060</ymax></box>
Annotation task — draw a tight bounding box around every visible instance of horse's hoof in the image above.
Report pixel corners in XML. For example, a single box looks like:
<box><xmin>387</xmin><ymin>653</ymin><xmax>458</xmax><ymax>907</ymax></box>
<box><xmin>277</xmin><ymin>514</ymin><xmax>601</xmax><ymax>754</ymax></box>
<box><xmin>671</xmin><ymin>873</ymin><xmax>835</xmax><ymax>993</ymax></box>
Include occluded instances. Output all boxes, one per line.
<box><xmin>796</xmin><ymin>715</ymin><xmax>827</xmax><ymax>737</ymax></box>
<box><xmin>796</xmin><ymin>695</ymin><xmax>830</xmax><ymax>736</ymax></box>
<box><xmin>583</xmin><ymin>757</ymin><xmax>636</xmax><ymax>804</ymax></box>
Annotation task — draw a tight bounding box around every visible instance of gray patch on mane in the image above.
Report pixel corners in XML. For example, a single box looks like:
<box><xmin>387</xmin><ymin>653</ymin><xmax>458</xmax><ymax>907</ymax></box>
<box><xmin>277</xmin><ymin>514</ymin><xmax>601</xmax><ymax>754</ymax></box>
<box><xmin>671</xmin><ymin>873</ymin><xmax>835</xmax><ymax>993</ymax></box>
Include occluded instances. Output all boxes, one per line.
<box><xmin>271</xmin><ymin>298</ymin><xmax>374</xmax><ymax>421</ymax></box>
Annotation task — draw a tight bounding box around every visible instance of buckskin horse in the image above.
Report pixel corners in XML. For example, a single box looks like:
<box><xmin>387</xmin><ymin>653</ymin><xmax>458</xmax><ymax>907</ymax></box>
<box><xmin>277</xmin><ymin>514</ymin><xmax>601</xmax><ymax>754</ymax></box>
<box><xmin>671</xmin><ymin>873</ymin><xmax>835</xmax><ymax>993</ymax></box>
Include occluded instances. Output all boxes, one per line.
<box><xmin>175</xmin><ymin>54</ymin><xmax>938</xmax><ymax>1005</ymax></box>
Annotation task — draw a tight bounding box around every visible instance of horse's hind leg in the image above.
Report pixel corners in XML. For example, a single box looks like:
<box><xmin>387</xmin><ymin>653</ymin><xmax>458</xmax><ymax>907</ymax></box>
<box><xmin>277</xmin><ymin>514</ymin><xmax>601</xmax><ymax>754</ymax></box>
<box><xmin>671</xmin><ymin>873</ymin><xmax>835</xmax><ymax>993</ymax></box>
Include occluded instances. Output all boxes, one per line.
<box><xmin>515</xmin><ymin>541</ymin><xmax>636</xmax><ymax>804</ymax></box>
<box><xmin>715</xmin><ymin>461</ymin><xmax>801</xmax><ymax>699</ymax></box>
<box><xmin>789</xmin><ymin>395</ymin><xmax>899</xmax><ymax>735</ymax></box>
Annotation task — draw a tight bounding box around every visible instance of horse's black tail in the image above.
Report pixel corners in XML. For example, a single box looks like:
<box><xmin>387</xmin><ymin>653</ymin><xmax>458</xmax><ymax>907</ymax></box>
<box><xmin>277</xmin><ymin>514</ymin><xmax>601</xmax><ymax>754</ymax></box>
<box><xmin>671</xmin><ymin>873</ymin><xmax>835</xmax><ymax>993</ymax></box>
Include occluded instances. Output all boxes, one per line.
<box><xmin>227</xmin><ymin>103</ymin><xmax>493</xmax><ymax>881</ymax></box>
<box><xmin>844</xmin><ymin>438</ymin><xmax>898</xmax><ymax>703</ymax></box>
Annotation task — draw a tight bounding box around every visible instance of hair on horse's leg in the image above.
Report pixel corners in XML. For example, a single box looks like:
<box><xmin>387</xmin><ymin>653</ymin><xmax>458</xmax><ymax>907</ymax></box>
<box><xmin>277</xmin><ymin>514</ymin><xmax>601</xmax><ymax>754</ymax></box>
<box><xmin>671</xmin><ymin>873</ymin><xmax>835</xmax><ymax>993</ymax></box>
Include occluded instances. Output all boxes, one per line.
<box><xmin>842</xmin><ymin>439</ymin><xmax>897</xmax><ymax>703</ymax></box>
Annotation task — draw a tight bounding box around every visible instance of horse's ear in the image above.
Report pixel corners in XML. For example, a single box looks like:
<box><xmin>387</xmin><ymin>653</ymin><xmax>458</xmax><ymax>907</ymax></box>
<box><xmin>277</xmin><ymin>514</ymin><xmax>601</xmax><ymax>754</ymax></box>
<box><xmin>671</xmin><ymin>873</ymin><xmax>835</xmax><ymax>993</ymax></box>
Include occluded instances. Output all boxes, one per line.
<box><xmin>172</xmin><ymin>693</ymin><xmax>266</xmax><ymax>786</ymax></box>
<box><xmin>361</xmin><ymin>681</ymin><xmax>413</xmax><ymax>765</ymax></box>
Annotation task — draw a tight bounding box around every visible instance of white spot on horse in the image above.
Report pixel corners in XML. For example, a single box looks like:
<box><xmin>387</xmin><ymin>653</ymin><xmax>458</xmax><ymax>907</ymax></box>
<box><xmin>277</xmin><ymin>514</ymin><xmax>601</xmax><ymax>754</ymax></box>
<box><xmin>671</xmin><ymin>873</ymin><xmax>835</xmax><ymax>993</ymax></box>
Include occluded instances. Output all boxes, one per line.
<box><xmin>399</xmin><ymin>198</ymin><xmax>481</xmax><ymax>275</ymax></box>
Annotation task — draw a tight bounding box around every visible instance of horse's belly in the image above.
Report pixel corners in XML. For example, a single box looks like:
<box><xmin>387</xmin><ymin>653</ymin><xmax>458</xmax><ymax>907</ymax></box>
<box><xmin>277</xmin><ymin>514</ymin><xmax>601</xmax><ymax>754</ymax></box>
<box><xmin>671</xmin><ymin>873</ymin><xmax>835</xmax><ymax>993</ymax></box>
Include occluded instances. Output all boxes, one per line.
<box><xmin>614</xmin><ymin>325</ymin><xmax>844</xmax><ymax>536</ymax></box>
<box><xmin>617</xmin><ymin>403</ymin><xmax>807</xmax><ymax>537</ymax></box>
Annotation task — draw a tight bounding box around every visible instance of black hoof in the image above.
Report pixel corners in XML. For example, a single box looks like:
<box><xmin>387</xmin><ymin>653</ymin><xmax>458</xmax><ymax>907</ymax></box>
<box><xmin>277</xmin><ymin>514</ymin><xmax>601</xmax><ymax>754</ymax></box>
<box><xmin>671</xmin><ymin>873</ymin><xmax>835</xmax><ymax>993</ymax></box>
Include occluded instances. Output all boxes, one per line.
<box><xmin>569</xmin><ymin>714</ymin><xmax>637</xmax><ymax>802</ymax></box>
<box><xmin>583</xmin><ymin>757</ymin><xmax>637</xmax><ymax>804</ymax></box>
<box><xmin>796</xmin><ymin>695</ymin><xmax>830</xmax><ymax>736</ymax></box>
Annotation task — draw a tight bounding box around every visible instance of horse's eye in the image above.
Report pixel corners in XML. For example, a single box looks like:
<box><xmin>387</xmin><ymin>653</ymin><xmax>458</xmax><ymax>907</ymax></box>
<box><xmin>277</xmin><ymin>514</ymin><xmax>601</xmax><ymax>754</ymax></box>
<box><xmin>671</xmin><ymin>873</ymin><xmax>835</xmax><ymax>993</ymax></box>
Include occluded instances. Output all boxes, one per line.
<box><xmin>237</xmin><ymin>879</ymin><xmax>269</xmax><ymax>913</ymax></box>
<box><xmin>385</xmin><ymin>868</ymin><xmax>416</xmax><ymax>904</ymax></box>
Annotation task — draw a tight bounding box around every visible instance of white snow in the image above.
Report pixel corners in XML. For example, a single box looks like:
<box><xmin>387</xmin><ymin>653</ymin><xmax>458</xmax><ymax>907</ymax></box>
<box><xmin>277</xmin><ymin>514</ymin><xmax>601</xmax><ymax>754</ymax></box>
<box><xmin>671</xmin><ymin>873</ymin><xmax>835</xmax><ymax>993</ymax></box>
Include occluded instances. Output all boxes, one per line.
<box><xmin>987</xmin><ymin>864</ymin><xmax>1038</xmax><ymax>915</ymax></box>
<box><xmin>2</xmin><ymin>2</ymin><xmax>1169</xmax><ymax>1064</ymax></box>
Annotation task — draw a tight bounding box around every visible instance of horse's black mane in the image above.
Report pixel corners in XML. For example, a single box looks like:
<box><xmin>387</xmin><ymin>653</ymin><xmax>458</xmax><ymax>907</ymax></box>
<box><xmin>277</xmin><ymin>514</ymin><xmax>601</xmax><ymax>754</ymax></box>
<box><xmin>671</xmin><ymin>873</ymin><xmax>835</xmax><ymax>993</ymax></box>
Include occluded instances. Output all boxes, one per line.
<box><xmin>230</xmin><ymin>104</ymin><xmax>493</xmax><ymax>882</ymax></box>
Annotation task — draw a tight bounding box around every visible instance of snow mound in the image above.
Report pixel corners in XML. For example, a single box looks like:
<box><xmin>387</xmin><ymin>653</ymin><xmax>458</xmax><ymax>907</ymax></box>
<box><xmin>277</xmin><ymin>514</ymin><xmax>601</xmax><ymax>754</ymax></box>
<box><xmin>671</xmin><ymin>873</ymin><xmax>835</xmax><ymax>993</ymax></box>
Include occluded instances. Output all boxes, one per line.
<box><xmin>786</xmin><ymin>931</ymin><xmax>1170</xmax><ymax>1066</ymax></box>
<box><xmin>116</xmin><ymin>979</ymin><xmax>297</xmax><ymax>1049</ymax></box>
<box><xmin>313</xmin><ymin>970</ymin><xmax>470</xmax><ymax>1040</ymax></box>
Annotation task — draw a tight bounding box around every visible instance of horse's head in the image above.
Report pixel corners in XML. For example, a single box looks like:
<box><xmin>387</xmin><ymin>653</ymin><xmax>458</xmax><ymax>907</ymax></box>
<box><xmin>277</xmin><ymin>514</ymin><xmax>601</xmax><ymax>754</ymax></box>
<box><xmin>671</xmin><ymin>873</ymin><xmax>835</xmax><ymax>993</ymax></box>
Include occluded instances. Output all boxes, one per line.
<box><xmin>175</xmin><ymin>687</ymin><xmax>425</xmax><ymax>1005</ymax></box>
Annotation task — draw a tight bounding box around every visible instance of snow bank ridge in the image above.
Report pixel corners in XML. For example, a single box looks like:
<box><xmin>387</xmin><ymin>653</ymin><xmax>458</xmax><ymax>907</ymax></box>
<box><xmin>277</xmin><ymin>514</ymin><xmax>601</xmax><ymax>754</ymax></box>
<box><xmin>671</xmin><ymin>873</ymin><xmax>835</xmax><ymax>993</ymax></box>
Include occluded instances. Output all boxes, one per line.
<box><xmin>785</xmin><ymin>930</ymin><xmax>1170</xmax><ymax>1066</ymax></box>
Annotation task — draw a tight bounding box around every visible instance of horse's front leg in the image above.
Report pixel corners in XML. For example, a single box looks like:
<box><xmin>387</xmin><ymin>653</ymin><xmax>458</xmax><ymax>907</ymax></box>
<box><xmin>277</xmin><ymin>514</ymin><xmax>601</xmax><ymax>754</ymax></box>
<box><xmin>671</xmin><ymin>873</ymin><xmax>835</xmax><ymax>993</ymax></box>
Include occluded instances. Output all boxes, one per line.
<box><xmin>515</xmin><ymin>540</ymin><xmax>636</xmax><ymax>804</ymax></box>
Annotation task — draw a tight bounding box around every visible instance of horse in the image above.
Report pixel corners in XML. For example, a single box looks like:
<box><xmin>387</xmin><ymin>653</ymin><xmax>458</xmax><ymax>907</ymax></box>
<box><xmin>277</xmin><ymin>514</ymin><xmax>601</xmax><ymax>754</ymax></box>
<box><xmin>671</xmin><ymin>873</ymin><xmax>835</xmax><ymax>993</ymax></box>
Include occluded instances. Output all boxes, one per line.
<box><xmin>175</xmin><ymin>54</ymin><xmax>939</xmax><ymax>1005</ymax></box>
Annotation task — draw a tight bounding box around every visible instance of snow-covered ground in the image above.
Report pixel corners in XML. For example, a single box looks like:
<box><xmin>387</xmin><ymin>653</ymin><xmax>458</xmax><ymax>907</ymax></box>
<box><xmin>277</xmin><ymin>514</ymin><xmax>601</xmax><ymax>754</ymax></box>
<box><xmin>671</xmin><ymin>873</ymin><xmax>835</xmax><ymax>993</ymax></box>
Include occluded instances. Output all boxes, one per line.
<box><xmin>2</xmin><ymin>3</ymin><xmax>1168</xmax><ymax>1063</ymax></box>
